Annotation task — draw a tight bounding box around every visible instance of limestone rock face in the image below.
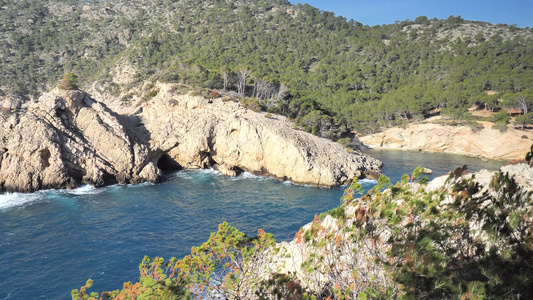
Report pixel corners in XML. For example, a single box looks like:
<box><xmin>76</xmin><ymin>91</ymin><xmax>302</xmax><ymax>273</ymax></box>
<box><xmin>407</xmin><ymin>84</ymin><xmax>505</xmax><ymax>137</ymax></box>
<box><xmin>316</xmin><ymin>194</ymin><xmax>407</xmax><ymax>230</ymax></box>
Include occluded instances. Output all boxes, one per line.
<box><xmin>359</xmin><ymin>123</ymin><xmax>532</xmax><ymax>161</ymax></box>
<box><xmin>0</xmin><ymin>88</ymin><xmax>160</xmax><ymax>192</ymax></box>
<box><xmin>141</xmin><ymin>83</ymin><xmax>382</xmax><ymax>187</ymax></box>
<box><xmin>0</xmin><ymin>83</ymin><xmax>382</xmax><ymax>192</ymax></box>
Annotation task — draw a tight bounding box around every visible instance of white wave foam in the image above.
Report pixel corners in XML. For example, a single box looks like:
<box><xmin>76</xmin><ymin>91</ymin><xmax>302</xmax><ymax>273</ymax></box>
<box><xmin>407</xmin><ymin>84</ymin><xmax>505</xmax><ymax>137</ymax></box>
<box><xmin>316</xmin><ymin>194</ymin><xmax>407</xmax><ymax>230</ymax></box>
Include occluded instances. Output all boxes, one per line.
<box><xmin>62</xmin><ymin>185</ymin><xmax>102</xmax><ymax>195</ymax></box>
<box><xmin>173</xmin><ymin>168</ymin><xmax>222</xmax><ymax>179</ymax></box>
<box><xmin>358</xmin><ymin>178</ymin><xmax>378</xmax><ymax>184</ymax></box>
<box><xmin>238</xmin><ymin>172</ymin><xmax>264</xmax><ymax>179</ymax></box>
<box><xmin>125</xmin><ymin>181</ymin><xmax>155</xmax><ymax>188</ymax></box>
<box><xmin>228</xmin><ymin>171</ymin><xmax>274</xmax><ymax>182</ymax></box>
<box><xmin>196</xmin><ymin>168</ymin><xmax>222</xmax><ymax>175</ymax></box>
<box><xmin>282</xmin><ymin>180</ymin><xmax>313</xmax><ymax>188</ymax></box>
<box><xmin>171</xmin><ymin>171</ymin><xmax>192</xmax><ymax>179</ymax></box>
<box><xmin>0</xmin><ymin>192</ymin><xmax>45</xmax><ymax>211</ymax></box>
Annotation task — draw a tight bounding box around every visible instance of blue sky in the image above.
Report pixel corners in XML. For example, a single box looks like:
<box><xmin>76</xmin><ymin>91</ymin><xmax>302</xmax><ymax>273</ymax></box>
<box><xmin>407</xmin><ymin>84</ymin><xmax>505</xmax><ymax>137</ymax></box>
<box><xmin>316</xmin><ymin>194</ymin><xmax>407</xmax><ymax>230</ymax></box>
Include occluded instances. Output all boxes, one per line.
<box><xmin>296</xmin><ymin>0</ymin><xmax>533</xmax><ymax>28</ymax></box>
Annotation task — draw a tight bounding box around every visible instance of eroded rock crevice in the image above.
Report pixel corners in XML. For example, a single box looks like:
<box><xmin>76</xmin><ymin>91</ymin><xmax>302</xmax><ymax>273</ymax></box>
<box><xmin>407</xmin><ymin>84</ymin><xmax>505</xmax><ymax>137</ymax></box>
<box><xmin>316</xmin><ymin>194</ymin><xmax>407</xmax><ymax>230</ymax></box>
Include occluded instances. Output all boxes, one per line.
<box><xmin>156</xmin><ymin>153</ymin><xmax>182</xmax><ymax>173</ymax></box>
<box><xmin>39</xmin><ymin>148</ymin><xmax>51</xmax><ymax>168</ymax></box>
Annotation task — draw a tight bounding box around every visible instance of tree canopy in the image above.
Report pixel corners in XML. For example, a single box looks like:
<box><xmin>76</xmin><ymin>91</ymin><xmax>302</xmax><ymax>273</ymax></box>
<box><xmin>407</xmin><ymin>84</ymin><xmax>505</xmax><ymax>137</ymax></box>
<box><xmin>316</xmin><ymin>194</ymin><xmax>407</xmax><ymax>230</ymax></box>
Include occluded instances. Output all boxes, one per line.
<box><xmin>1</xmin><ymin>0</ymin><xmax>532</xmax><ymax>135</ymax></box>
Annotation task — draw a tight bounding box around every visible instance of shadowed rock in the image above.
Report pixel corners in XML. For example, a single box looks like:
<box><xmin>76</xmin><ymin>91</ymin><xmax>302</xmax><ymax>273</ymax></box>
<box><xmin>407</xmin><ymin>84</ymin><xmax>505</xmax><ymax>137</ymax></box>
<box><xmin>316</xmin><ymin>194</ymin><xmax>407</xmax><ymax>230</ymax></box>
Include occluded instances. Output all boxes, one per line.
<box><xmin>0</xmin><ymin>88</ymin><xmax>160</xmax><ymax>192</ymax></box>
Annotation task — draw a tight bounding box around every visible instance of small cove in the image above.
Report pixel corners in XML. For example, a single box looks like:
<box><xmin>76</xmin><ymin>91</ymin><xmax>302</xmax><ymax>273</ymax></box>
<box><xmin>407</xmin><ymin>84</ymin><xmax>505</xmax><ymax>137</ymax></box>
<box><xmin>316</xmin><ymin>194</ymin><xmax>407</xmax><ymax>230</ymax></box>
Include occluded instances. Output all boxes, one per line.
<box><xmin>0</xmin><ymin>150</ymin><xmax>506</xmax><ymax>299</ymax></box>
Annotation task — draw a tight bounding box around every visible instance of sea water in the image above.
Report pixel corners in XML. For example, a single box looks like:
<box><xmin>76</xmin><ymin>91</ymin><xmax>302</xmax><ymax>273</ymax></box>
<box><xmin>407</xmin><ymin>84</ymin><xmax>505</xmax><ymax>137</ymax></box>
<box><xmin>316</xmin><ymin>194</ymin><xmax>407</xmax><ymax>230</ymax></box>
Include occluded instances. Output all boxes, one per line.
<box><xmin>0</xmin><ymin>150</ymin><xmax>506</xmax><ymax>299</ymax></box>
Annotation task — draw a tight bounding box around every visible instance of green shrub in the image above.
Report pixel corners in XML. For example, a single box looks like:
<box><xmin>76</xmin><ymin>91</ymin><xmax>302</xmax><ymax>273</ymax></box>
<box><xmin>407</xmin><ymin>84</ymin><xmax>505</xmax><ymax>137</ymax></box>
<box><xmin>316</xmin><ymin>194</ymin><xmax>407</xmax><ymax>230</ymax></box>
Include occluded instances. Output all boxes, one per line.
<box><xmin>266</xmin><ymin>105</ymin><xmax>281</xmax><ymax>114</ymax></box>
<box><xmin>337</xmin><ymin>137</ymin><xmax>352</xmax><ymax>147</ymax></box>
<box><xmin>441</xmin><ymin>106</ymin><xmax>470</xmax><ymax>120</ymax></box>
<box><xmin>142</xmin><ymin>89</ymin><xmax>158</xmax><ymax>101</ymax></box>
<box><xmin>468</xmin><ymin>121</ymin><xmax>485</xmax><ymax>132</ymax></box>
<box><xmin>120</xmin><ymin>93</ymin><xmax>133</xmax><ymax>103</ymax></box>
<box><xmin>159</xmin><ymin>72</ymin><xmax>180</xmax><ymax>83</ymax></box>
<box><xmin>514</xmin><ymin>112</ymin><xmax>533</xmax><ymax>130</ymax></box>
<box><xmin>492</xmin><ymin>120</ymin><xmax>507</xmax><ymax>132</ymax></box>
<box><xmin>58</xmin><ymin>73</ymin><xmax>79</xmax><ymax>90</ymax></box>
<box><xmin>241</xmin><ymin>98</ymin><xmax>262</xmax><ymax>112</ymax></box>
<box><xmin>490</xmin><ymin>110</ymin><xmax>509</xmax><ymax>123</ymax></box>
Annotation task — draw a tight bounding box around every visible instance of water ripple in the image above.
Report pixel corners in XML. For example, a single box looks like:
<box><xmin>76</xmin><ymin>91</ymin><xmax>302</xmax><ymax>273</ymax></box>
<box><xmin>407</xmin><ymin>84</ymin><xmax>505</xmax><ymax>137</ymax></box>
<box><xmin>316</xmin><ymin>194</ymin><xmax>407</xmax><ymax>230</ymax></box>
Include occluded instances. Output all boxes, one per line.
<box><xmin>0</xmin><ymin>152</ymin><xmax>506</xmax><ymax>299</ymax></box>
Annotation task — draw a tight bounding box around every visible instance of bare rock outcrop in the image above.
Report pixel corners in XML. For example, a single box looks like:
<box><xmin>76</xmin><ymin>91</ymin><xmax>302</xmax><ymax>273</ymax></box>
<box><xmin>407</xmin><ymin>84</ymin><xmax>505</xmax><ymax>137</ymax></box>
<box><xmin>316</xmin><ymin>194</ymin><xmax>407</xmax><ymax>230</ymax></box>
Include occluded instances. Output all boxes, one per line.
<box><xmin>0</xmin><ymin>83</ymin><xmax>381</xmax><ymax>192</ymax></box>
<box><xmin>359</xmin><ymin>123</ymin><xmax>532</xmax><ymax>160</ymax></box>
<box><xmin>426</xmin><ymin>162</ymin><xmax>533</xmax><ymax>193</ymax></box>
<box><xmin>141</xmin><ymin>83</ymin><xmax>382</xmax><ymax>187</ymax></box>
<box><xmin>0</xmin><ymin>88</ymin><xmax>160</xmax><ymax>192</ymax></box>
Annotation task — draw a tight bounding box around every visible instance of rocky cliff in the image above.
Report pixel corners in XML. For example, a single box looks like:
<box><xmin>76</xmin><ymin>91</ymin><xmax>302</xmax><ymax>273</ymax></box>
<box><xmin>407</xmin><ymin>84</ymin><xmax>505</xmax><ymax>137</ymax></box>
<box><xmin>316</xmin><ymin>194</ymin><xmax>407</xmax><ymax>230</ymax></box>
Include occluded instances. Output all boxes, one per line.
<box><xmin>0</xmin><ymin>88</ymin><xmax>160</xmax><ymax>192</ymax></box>
<box><xmin>0</xmin><ymin>84</ymin><xmax>382</xmax><ymax>192</ymax></box>
<box><xmin>140</xmin><ymin>83</ymin><xmax>382</xmax><ymax>187</ymax></box>
<box><xmin>359</xmin><ymin>123</ymin><xmax>533</xmax><ymax>160</ymax></box>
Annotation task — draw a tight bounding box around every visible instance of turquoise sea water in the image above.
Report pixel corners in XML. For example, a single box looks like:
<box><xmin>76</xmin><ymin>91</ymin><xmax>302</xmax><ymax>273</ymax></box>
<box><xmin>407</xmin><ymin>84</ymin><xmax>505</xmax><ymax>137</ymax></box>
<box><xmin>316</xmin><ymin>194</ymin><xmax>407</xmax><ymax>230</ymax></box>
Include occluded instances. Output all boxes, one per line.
<box><xmin>0</xmin><ymin>150</ymin><xmax>506</xmax><ymax>299</ymax></box>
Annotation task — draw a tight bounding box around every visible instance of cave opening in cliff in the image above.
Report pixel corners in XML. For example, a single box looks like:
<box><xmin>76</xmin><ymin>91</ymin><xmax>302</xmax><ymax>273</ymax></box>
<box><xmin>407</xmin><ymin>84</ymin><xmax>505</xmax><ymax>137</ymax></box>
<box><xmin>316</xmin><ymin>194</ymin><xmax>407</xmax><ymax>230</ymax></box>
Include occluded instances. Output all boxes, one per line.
<box><xmin>101</xmin><ymin>171</ymin><xmax>118</xmax><ymax>185</ymax></box>
<box><xmin>157</xmin><ymin>154</ymin><xmax>183</xmax><ymax>173</ymax></box>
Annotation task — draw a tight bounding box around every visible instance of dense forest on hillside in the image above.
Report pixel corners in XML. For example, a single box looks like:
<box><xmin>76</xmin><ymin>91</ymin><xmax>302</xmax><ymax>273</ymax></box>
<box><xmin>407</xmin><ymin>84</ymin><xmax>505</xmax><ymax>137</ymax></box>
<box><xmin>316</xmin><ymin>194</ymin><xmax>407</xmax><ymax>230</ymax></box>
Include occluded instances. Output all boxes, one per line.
<box><xmin>1</xmin><ymin>0</ymin><xmax>532</xmax><ymax>137</ymax></box>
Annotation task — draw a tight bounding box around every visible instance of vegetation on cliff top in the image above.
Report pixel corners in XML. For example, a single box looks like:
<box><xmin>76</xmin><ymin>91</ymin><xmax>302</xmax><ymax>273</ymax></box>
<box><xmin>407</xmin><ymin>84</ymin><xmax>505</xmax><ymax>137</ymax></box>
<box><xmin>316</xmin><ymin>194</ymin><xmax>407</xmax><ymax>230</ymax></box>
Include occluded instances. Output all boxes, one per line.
<box><xmin>72</xmin><ymin>146</ymin><xmax>533</xmax><ymax>299</ymax></box>
<box><xmin>2</xmin><ymin>0</ymin><xmax>533</xmax><ymax>137</ymax></box>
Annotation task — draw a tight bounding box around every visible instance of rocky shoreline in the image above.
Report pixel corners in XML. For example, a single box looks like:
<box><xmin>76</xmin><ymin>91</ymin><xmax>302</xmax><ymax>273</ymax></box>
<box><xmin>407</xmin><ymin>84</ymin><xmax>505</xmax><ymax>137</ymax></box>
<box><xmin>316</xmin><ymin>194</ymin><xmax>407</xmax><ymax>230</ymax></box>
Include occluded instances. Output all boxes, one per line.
<box><xmin>358</xmin><ymin>122</ymin><xmax>532</xmax><ymax>161</ymax></box>
<box><xmin>0</xmin><ymin>85</ymin><xmax>382</xmax><ymax>192</ymax></box>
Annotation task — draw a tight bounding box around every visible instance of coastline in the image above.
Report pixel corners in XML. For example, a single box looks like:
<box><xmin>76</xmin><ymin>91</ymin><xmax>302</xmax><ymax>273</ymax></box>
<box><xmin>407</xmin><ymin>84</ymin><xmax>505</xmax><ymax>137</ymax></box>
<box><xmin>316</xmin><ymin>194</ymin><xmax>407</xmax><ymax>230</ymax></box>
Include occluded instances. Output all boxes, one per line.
<box><xmin>0</xmin><ymin>85</ymin><xmax>382</xmax><ymax>193</ymax></box>
<box><xmin>362</xmin><ymin>145</ymin><xmax>506</xmax><ymax>162</ymax></box>
<box><xmin>358</xmin><ymin>122</ymin><xmax>532</xmax><ymax>161</ymax></box>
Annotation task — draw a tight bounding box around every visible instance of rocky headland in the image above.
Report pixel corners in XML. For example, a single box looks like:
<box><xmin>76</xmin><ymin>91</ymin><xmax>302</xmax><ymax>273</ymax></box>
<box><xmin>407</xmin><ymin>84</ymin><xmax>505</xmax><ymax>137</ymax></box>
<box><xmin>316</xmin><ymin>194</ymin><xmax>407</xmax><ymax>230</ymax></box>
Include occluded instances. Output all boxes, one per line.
<box><xmin>358</xmin><ymin>122</ymin><xmax>533</xmax><ymax>161</ymax></box>
<box><xmin>0</xmin><ymin>85</ymin><xmax>382</xmax><ymax>192</ymax></box>
<box><xmin>140</xmin><ymin>83</ymin><xmax>381</xmax><ymax>187</ymax></box>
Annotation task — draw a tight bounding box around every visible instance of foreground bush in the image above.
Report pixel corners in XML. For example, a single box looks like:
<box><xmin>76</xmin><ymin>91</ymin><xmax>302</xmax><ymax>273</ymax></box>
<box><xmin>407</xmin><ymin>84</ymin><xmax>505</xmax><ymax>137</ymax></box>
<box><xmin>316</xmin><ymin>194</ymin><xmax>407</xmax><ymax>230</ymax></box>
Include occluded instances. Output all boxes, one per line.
<box><xmin>72</xmin><ymin>223</ymin><xmax>276</xmax><ymax>300</ymax></box>
<box><xmin>270</xmin><ymin>150</ymin><xmax>533</xmax><ymax>299</ymax></box>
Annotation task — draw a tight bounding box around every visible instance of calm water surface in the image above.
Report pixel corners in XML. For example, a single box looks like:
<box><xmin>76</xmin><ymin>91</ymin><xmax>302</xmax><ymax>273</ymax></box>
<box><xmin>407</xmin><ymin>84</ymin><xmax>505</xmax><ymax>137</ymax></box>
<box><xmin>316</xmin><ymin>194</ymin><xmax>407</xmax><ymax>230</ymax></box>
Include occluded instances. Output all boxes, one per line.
<box><xmin>0</xmin><ymin>150</ymin><xmax>506</xmax><ymax>299</ymax></box>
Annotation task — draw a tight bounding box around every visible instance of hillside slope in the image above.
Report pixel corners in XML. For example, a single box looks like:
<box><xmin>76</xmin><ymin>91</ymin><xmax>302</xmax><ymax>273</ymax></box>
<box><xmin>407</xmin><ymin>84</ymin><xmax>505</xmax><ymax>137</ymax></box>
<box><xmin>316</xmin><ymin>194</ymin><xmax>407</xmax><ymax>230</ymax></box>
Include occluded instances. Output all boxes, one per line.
<box><xmin>1</xmin><ymin>0</ymin><xmax>532</xmax><ymax>138</ymax></box>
